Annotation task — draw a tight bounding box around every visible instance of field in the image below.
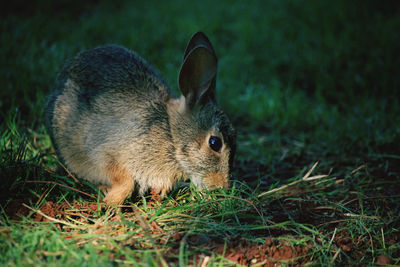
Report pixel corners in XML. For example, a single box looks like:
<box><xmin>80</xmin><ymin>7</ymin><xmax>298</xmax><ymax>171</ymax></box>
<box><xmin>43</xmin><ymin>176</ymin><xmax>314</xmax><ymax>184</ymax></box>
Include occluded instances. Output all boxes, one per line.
<box><xmin>1</xmin><ymin>0</ymin><xmax>400</xmax><ymax>265</ymax></box>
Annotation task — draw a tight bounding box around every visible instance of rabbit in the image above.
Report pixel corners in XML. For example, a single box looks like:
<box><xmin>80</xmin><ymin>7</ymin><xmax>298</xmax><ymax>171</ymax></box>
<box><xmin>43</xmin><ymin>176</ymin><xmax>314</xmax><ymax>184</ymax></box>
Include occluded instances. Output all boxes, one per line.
<box><xmin>45</xmin><ymin>31</ymin><xmax>236</xmax><ymax>205</ymax></box>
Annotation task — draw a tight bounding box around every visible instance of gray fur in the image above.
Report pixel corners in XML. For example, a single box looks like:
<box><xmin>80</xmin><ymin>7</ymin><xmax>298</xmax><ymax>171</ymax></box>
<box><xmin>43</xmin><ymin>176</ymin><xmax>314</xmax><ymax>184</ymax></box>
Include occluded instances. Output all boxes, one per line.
<box><xmin>45</xmin><ymin>32</ymin><xmax>236</xmax><ymax>204</ymax></box>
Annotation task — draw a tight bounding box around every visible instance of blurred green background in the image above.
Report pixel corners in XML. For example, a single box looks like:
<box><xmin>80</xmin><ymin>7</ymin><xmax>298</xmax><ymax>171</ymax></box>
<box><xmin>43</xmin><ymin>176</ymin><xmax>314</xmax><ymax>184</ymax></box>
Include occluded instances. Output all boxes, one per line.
<box><xmin>2</xmin><ymin>0</ymin><xmax>400</xmax><ymax>178</ymax></box>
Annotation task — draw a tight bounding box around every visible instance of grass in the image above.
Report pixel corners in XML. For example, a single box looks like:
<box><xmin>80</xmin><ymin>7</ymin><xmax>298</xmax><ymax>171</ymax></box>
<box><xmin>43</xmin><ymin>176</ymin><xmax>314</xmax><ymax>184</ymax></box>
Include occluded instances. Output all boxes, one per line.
<box><xmin>1</xmin><ymin>0</ymin><xmax>400</xmax><ymax>265</ymax></box>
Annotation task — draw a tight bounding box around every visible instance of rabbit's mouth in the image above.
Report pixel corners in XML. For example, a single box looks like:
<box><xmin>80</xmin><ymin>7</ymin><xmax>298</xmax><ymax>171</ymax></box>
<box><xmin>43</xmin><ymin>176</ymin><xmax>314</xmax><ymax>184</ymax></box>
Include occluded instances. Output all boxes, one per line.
<box><xmin>192</xmin><ymin>172</ymin><xmax>229</xmax><ymax>190</ymax></box>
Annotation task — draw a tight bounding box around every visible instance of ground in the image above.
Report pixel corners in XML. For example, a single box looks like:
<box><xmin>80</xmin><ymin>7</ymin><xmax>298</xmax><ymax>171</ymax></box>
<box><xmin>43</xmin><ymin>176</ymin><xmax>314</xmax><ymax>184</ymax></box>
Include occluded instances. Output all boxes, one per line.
<box><xmin>1</xmin><ymin>0</ymin><xmax>400</xmax><ymax>266</ymax></box>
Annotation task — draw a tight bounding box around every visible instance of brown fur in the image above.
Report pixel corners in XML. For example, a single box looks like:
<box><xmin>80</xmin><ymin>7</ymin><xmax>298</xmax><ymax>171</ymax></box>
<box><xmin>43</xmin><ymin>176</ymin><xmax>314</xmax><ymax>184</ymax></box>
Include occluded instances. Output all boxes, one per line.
<box><xmin>203</xmin><ymin>172</ymin><xmax>229</xmax><ymax>189</ymax></box>
<box><xmin>103</xmin><ymin>155</ymin><xmax>134</xmax><ymax>205</ymax></box>
<box><xmin>45</xmin><ymin>32</ymin><xmax>236</xmax><ymax>205</ymax></box>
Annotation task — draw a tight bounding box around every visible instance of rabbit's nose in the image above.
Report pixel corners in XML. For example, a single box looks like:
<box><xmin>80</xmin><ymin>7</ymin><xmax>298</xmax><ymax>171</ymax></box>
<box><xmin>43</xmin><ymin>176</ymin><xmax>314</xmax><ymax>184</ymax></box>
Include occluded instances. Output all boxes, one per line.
<box><xmin>203</xmin><ymin>172</ymin><xmax>229</xmax><ymax>189</ymax></box>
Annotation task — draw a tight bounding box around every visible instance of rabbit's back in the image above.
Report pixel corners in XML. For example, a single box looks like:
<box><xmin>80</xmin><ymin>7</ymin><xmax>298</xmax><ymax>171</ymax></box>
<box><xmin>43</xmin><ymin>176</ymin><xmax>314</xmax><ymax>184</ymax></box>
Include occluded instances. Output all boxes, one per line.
<box><xmin>46</xmin><ymin>45</ymin><xmax>174</xmax><ymax>187</ymax></box>
<box><xmin>57</xmin><ymin>45</ymin><xmax>169</xmax><ymax>104</ymax></box>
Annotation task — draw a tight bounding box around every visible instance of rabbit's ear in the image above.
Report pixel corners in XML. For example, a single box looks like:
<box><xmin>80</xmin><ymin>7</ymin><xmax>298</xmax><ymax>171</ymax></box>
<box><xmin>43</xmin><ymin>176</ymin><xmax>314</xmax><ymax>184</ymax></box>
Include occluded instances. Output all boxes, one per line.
<box><xmin>183</xmin><ymin>32</ymin><xmax>216</xmax><ymax>62</ymax></box>
<box><xmin>179</xmin><ymin>45</ymin><xmax>217</xmax><ymax>108</ymax></box>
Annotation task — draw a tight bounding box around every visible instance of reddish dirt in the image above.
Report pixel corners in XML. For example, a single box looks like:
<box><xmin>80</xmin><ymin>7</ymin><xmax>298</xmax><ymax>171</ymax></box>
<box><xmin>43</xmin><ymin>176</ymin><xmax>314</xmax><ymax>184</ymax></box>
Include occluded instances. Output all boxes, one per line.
<box><xmin>214</xmin><ymin>237</ymin><xmax>311</xmax><ymax>266</ymax></box>
<box><xmin>33</xmin><ymin>200</ymin><xmax>98</xmax><ymax>223</ymax></box>
<box><xmin>4</xmin><ymin>199</ymin><xmax>399</xmax><ymax>266</ymax></box>
<box><xmin>376</xmin><ymin>254</ymin><xmax>392</xmax><ymax>265</ymax></box>
<box><xmin>4</xmin><ymin>199</ymin><xmax>31</xmax><ymax>219</ymax></box>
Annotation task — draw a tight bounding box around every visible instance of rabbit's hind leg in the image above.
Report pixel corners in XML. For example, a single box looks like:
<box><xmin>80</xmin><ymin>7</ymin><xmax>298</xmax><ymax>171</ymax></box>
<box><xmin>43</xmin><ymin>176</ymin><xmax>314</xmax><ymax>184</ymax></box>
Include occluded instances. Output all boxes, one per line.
<box><xmin>102</xmin><ymin>157</ymin><xmax>134</xmax><ymax>205</ymax></box>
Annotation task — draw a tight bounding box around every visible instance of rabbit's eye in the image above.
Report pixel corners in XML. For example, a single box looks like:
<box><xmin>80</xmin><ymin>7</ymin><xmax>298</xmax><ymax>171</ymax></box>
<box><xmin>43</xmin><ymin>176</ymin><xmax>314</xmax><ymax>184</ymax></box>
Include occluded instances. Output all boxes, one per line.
<box><xmin>209</xmin><ymin>136</ymin><xmax>222</xmax><ymax>152</ymax></box>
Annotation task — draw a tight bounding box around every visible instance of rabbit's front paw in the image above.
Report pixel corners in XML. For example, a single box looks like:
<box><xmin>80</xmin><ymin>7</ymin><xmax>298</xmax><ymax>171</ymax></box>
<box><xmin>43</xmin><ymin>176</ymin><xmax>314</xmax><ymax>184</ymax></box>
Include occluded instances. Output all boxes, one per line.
<box><xmin>102</xmin><ymin>158</ymin><xmax>134</xmax><ymax>205</ymax></box>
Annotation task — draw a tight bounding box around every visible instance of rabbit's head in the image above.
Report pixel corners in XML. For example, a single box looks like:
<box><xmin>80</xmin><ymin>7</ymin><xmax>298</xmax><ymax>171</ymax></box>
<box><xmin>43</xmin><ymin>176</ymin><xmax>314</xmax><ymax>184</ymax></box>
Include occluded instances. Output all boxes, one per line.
<box><xmin>170</xmin><ymin>32</ymin><xmax>236</xmax><ymax>190</ymax></box>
